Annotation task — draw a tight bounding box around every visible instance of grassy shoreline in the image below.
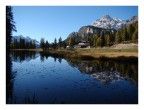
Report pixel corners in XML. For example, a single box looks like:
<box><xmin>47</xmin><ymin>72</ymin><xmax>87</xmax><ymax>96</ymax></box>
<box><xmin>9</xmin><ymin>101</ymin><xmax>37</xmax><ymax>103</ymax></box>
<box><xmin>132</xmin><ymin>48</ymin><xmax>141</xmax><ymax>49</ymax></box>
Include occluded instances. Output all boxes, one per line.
<box><xmin>11</xmin><ymin>48</ymin><xmax>138</xmax><ymax>61</ymax></box>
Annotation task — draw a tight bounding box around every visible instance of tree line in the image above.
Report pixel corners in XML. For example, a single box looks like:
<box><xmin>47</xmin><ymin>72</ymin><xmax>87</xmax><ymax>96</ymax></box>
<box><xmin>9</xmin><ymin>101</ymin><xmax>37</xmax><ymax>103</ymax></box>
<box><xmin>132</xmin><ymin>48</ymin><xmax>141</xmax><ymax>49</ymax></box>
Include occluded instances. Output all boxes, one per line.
<box><xmin>40</xmin><ymin>37</ymin><xmax>66</xmax><ymax>50</ymax></box>
<box><xmin>11</xmin><ymin>38</ymin><xmax>36</xmax><ymax>49</ymax></box>
<box><xmin>11</xmin><ymin>22</ymin><xmax>138</xmax><ymax>50</ymax></box>
<box><xmin>67</xmin><ymin>22</ymin><xmax>138</xmax><ymax>48</ymax></box>
<box><xmin>11</xmin><ymin>36</ymin><xmax>67</xmax><ymax>50</ymax></box>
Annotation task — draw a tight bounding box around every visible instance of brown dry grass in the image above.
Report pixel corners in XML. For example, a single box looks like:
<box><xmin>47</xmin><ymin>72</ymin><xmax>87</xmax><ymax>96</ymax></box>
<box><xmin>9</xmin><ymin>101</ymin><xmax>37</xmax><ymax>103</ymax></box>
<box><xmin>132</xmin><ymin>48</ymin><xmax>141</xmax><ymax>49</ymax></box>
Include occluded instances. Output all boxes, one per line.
<box><xmin>72</xmin><ymin>48</ymin><xmax>138</xmax><ymax>58</ymax></box>
<box><xmin>11</xmin><ymin>48</ymin><xmax>138</xmax><ymax>59</ymax></box>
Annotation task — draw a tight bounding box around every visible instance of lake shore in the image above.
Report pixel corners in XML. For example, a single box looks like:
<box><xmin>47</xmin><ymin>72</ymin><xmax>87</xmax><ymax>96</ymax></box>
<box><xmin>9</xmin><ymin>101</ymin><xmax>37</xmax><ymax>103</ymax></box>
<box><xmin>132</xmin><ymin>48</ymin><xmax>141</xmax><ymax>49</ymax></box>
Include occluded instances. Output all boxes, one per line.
<box><xmin>11</xmin><ymin>48</ymin><xmax>138</xmax><ymax>61</ymax></box>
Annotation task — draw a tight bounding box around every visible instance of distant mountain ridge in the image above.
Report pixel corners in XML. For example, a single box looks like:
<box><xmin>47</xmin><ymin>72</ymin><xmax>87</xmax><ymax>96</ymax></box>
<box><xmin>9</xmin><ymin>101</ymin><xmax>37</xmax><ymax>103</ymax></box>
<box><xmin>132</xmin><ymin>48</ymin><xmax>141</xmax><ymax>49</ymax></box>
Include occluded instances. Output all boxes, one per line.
<box><xmin>12</xmin><ymin>35</ymin><xmax>40</xmax><ymax>47</ymax></box>
<box><xmin>92</xmin><ymin>15</ymin><xmax>138</xmax><ymax>30</ymax></box>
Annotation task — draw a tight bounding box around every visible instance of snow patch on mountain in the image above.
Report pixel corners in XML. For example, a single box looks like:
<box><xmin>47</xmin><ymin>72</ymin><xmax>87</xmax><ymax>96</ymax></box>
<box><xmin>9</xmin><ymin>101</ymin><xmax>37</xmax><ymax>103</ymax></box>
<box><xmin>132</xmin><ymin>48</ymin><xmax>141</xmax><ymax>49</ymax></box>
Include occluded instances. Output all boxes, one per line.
<box><xmin>92</xmin><ymin>15</ymin><xmax>138</xmax><ymax>30</ymax></box>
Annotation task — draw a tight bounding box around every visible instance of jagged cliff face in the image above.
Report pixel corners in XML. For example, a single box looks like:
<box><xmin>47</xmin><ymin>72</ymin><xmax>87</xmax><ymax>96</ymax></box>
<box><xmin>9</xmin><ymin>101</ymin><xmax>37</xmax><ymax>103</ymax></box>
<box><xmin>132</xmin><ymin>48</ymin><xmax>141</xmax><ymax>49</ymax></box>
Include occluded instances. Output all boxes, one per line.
<box><xmin>67</xmin><ymin>25</ymin><xmax>115</xmax><ymax>40</ymax></box>
<box><xmin>78</xmin><ymin>25</ymin><xmax>115</xmax><ymax>37</ymax></box>
<box><xmin>78</xmin><ymin>26</ymin><xmax>100</xmax><ymax>36</ymax></box>
<box><xmin>92</xmin><ymin>15</ymin><xmax>138</xmax><ymax>30</ymax></box>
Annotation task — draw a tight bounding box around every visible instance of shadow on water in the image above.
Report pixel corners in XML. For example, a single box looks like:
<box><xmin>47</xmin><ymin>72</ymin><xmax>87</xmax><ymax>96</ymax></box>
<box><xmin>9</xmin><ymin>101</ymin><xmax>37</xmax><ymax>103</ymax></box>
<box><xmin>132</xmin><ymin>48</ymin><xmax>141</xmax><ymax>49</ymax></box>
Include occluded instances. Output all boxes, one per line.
<box><xmin>7</xmin><ymin>50</ymin><xmax>138</xmax><ymax>104</ymax></box>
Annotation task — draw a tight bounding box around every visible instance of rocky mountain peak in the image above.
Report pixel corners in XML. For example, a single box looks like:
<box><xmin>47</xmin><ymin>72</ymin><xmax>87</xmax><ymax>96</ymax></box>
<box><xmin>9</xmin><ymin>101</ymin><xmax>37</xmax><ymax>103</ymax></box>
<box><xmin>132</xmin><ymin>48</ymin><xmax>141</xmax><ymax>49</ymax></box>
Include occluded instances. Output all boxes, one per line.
<box><xmin>101</xmin><ymin>15</ymin><xmax>112</xmax><ymax>22</ymax></box>
<box><xmin>92</xmin><ymin>15</ymin><xmax>138</xmax><ymax>30</ymax></box>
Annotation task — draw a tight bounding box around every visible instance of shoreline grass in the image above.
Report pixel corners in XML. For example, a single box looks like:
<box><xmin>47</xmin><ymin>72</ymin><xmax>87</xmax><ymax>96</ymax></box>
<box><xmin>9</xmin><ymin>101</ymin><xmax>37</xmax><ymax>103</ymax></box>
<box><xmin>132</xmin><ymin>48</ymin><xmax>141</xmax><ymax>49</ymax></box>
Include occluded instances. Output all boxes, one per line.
<box><xmin>11</xmin><ymin>48</ymin><xmax>138</xmax><ymax>61</ymax></box>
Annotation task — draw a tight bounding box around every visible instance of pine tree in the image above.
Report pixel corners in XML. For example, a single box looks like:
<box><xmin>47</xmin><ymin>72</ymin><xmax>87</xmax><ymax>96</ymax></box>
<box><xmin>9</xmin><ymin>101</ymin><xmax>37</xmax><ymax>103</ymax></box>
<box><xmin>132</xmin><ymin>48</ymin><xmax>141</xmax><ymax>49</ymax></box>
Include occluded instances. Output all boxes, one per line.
<box><xmin>29</xmin><ymin>41</ymin><xmax>32</xmax><ymax>49</ymax></box>
<box><xmin>58</xmin><ymin>37</ymin><xmax>62</xmax><ymax>49</ymax></box>
<box><xmin>127</xmin><ymin>24</ymin><xmax>134</xmax><ymax>40</ymax></box>
<box><xmin>40</xmin><ymin>38</ymin><xmax>45</xmax><ymax>50</ymax></box>
<box><xmin>106</xmin><ymin>35</ymin><xmax>110</xmax><ymax>46</ymax></box>
<box><xmin>54</xmin><ymin>38</ymin><xmax>57</xmax><ymax>49</ymax></box>
<box><xmin>122</xmin><ymin>27</ymin><xmax>128</xmax><ymax>41</ymax></box>
<box><xmin>109</xmin><ymin>31</ymin><xmax>114</xmax><ymax>42</ymax></box>
<box><xmin>96</xmin><ymin>37</ymin><xmax>101</xmax><ymax>47</ymax></box>
<box><xmin>100</xmin><ymin>31</ymin><xmax>105</xmax><ymax>47</ymax></box>
<box><xmin>69</xmin><ymin>37</ymin><xmax>75</xmax><ymax>47</ymax></box>
<box><xmin>92</xmin><ymin>34</ymin><xmax>98</xmax><ymax>48</ymax></box>
<box><xmin>115</xmin><ymin>30</ymin><xmax>122</xmax><ymax>44</ymax></box>
<box><xmin>6</xmin><ymin>6</ymin><xmax>16</xmax><ymax>50</ymax></box>
<box><xmin>32</xmin><ymin>40</ymin><xmax>36</xmax><ymax>49</ymax></box>
<box><xmin>135</xmin><ymin>22</ymin><xmax>138</xmax><ymax>30</ymax></box>
<box><xmin>19</xmin><ymin>38</ymin><xmax>25</xmax><ymax>49</ymax></box>
<box><xmin>45</xmin><ymin>40</ymin><xmax>49</xmax><ymax>50</ymax></box>
<box><xmin>132</xmin><ymin>28</ymin><xmax>138</xmax><ymax>41</ymax></box>
<box><xmin>67</xmin><ymin>38</ymin><xmax>71</xmax><ymax>46</ymax></box>
<box><xmin>6</xmin><ymin>6</ymin><xmax>16</xmax><ymax>104</ymax></box>
<box><xmin>13</xmin><ymin>39</ymin><xmax>19</xmax><ymax>49</ymax></box>
<box><xmin>88</xmin><ymin>36</ymin><xmax>93</xmax><ymax>46</ymax></box>
<box><xmin>25</xmin><ymin>42</ymin><xmax>29</xmax><ymax>49</ymax></box>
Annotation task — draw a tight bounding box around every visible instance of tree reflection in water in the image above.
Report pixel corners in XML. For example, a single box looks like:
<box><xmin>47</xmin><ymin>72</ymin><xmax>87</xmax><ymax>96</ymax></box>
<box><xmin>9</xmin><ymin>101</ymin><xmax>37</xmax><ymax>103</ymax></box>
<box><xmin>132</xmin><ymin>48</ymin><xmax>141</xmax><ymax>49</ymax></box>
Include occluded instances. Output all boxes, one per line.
<box><xmin>11</xmin><ymin>51</ymin><xmax>138</xmax><ymax>85</ymax></box>
<box><xmin>6</xmin><ymin>52</ymin><xmax>16</xmax><ymax>104</ymax></box>
<box><xmin>67</xmin><ymin>59</ymin><xmax>138</xmax><ymax>85</ymax></box>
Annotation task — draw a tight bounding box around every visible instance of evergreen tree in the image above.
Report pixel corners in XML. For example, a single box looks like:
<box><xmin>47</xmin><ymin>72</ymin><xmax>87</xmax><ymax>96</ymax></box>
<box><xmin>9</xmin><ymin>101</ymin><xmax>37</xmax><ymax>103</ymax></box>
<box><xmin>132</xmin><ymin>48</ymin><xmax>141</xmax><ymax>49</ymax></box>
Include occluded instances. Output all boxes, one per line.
<box><xmin>40</xmin><ymin>38</ymin><xmax>45</xmax><ymax>50</ymax></box>
<box><xmin>127</xmin><ymin>24</ymin><xmax>135</xmax><ymax>40</ymax></box>
<box><xmin>13</xmin><ymin>39</ymin><xmax>18</xmax><ymax>49</ymax></box>
<box><xmin>22</xmin><ymin>39</ymin><xmax>26</xmax><ymax>49</ymax></box>
<box><xmin>54</xmin><ymin>38</ymin><xmax>57</xmax><ymax>49</ymax></box>
<box><xmin>96</xmin><ymin>37</ymin><xmax>101</xmax><ymax>47</ymax></box>
<box><xmin>106</xmin><ymin>35</ymin><xmax>110</xmax><ymax>46</ymax></box>
<box><xmin>29</xmin><ymin>41</ymin><xmax>33</xmax><ymax>49</ymax></box>
<box><xmin>132</xmin><ymin>28</ymin><xmax>138</xmax><ymax>41</ymax></box>
<box><xmin>6</xmin><ymin>6</ymin><xmax>16</xmax><ymax>103</ymax></box>
<box><xmin>109</xmin><ymin>31</ymin><xmax>114</xmax><ymax>42</ymax></box>
<box><xmin>19</xmin><ymin>38</ymin><xmax>26</xmax><ymax>49</ymax></box>
<box><xmin>25</xmin><ymin>42</ymin><xmax>29</xmax><ymax>49</ymax></box>
<box><xmin>135</xmin><ymin>22</ymin><xmax>138</xmax><ymax>30</ymax></box>
<box><xmin>45</xmin><ymin>40</ymin><xmax>49</xmax><ymax>50</ymax></box>
<box><xmin>92</xmin><ymin>34</ymin><xmax>98</xmax><ymax>48</ymax></box>
<box><xmin>100</xmin><ymin>31</ymin><xmax>105</xmax><ymax>47</ymax></box>
<box><xmin>32</xmin><ymin>40</ymin><xmax>36</xmax><ymax>49</ymax></box>
<box><xmin>115</xmin><ymin>30</ymin><xmax>122</xmax><ymax>44</ymax></box>
<box><xmin>6</xmin><ymin>6</ymin><xmax>16</xmax><ymax>50</ymax></box>
<box><xmin>68</xmin><ymin>38</ymin><xmax>71</xmax><ymax>46</ymax></box>
<box><xmin>88</xmin><ymin>36</ymin><xmax>93</xmax><ymax>46</ymax></box>
<box><xmin>122</xmin><ymin>27</ymin><xmax>128</xmax><ymax>41</ymax></box>
<box><xmin>58</xmin><ymin>37</ymin><xmax>62</xmax><ymax>49</ymax></box>
<box><xmin>69</xmin><ymin>37</ymin><xmax>75</xmax><ymax>47</ymax></box>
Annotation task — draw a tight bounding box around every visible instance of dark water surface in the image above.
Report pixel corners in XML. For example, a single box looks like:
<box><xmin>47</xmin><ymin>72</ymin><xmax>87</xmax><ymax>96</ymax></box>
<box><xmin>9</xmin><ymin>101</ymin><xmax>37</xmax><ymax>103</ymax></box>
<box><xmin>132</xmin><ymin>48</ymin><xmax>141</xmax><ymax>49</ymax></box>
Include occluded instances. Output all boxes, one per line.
<box><xmin>7</xmin><ymin>51</ymin><xmax>138</xmax><ymax>104</ymax></box>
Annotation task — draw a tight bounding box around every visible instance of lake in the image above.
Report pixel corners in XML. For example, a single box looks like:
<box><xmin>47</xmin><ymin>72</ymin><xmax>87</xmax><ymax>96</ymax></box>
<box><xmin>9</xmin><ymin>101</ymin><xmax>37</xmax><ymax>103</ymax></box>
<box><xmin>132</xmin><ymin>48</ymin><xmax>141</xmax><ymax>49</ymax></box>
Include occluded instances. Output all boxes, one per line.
<box><xmin>6</xmin><ymin>51</ymin><xmax>138</xmax><ymax>104</ymax></box>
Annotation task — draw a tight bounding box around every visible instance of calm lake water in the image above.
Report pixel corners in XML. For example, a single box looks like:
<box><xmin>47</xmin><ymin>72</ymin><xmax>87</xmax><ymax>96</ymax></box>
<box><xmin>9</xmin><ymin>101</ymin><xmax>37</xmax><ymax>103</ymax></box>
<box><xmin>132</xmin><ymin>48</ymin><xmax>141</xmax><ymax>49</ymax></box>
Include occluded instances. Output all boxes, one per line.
<box><xmin>6</xmin><ymin>51</ymin><xmax>138</xmax><ymax>104</ymax></box>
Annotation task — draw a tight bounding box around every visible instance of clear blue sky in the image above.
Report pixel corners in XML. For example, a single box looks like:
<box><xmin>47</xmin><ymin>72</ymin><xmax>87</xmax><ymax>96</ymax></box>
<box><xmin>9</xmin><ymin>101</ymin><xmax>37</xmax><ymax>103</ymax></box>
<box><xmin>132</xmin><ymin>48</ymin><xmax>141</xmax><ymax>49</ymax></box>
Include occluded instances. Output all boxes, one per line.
<box><xmin>12</xmin><ymin>6</ymin><xmax>138</xmax><ymax>43</ymax></box>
